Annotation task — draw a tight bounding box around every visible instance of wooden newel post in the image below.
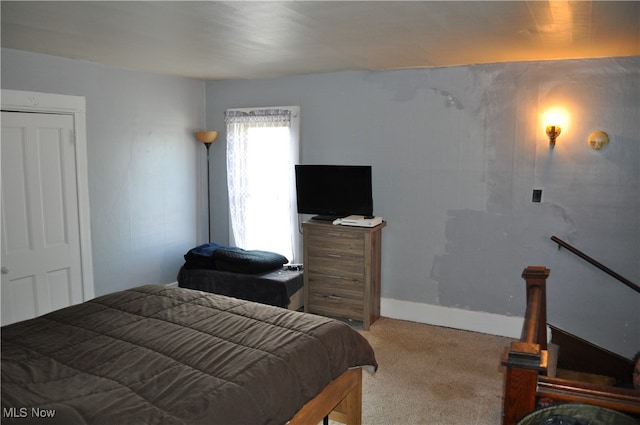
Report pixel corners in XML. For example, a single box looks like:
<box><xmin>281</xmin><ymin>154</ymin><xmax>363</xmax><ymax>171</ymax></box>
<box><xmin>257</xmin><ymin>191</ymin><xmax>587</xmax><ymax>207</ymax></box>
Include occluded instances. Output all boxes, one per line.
<box><xmin>502</xmin><ymin>266</ymin><xmax>550</xmax><ymax>425</ymax></box>
<box><xmin>522</xmin><ymin>266</ymin><xmax>549</xmax><ymax>351</ymax></box>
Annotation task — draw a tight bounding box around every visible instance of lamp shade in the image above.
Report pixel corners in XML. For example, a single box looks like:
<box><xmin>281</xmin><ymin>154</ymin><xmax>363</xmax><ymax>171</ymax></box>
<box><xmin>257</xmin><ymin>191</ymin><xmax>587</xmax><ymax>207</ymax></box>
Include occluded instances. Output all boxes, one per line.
<box><xmin>195</xmin><ymin>131</ymin><xmax>219</xmax><ymax>144</ymax></box>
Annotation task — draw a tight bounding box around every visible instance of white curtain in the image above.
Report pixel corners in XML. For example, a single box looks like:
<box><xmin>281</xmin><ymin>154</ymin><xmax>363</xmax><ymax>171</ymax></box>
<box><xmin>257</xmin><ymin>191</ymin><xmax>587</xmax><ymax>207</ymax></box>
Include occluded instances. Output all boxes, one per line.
<box><xmin>225</xmin><ymin>107</ymin><xmax>300</xmax><ymax>262</ymax></box>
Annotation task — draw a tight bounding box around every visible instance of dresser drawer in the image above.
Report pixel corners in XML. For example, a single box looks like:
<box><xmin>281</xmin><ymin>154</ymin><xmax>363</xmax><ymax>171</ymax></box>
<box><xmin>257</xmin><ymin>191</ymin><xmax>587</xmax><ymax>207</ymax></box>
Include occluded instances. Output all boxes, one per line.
<box><xmin>308</xmin><ymin>295</ymin><xmax>363</xmax><ymax>321</ymax></box>
<box><xmin>306</xmin><ymin>243</ymin><xmax>364</xmax><ymax>260</ymax></box>
<box><xmin>307</xmin><ymin>278</ymin><xmax>364</xmax><ymax>321</ymax></box>
<box><xmin>305</xmin><ymin>228</ymin><xmax>364</xmax><ymax>256</ymax></box>
<box><xmin>307</xmin><ymin>273</ymin><xmax>364</xmax><ymax>300</ymax></box>
<box><xmin>305</xmin><ymin>253</ymin><xmax>364</xmax><ymax>279</ymax></box>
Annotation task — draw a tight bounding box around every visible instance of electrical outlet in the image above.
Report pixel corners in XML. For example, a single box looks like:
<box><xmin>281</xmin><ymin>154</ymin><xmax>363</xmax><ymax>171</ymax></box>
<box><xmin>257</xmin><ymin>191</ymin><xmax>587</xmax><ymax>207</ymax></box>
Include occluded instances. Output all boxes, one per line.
<box><xmin>532</xmin><ymin>189</ymin><xmax>542</xmax><ymax>203</ymax></box>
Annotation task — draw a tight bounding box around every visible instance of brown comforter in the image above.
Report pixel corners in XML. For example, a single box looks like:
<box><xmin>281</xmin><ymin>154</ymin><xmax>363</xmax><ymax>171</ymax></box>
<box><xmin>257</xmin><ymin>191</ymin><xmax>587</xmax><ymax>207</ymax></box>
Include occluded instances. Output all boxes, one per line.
<box><xmin>1</xmin><ymin>285</ymin><xmax>377</xmax><ymax>425</ymax></box>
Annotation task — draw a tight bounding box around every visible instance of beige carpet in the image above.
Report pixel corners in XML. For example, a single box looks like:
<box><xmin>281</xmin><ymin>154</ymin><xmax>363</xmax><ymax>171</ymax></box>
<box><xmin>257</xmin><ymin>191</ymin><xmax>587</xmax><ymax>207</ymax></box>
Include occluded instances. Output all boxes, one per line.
<box><xmin>350</xmin><ymin>317</ymin><xmax>514</xmax><ymax>425</ymax></box>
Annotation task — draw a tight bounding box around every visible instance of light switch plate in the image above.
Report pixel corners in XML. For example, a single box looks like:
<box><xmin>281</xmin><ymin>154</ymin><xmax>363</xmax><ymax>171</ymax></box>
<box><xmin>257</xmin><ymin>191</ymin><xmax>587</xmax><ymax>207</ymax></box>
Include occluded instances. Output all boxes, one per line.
<box><xmin>532</xmin><ymin>189</ymin><xmax>542</xmax><ymax>203</ymax></box>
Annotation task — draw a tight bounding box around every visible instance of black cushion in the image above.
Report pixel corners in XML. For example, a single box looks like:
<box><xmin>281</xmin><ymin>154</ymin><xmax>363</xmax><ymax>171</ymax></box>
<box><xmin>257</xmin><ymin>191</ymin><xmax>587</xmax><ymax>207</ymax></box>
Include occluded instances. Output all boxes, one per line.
<box><xmin>213</xmin><ymin>248</ymin><xmax>289</xmax><ymax>274</ymax></box>
<box><xmin>183</xmin><ymin>243</ymin><xmax>288</xmax><ymax>274</ymax></box>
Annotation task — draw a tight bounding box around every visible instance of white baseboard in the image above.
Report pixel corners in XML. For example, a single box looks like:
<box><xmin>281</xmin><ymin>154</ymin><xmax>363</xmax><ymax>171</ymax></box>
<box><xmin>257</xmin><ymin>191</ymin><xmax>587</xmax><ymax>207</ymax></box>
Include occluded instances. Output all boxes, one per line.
<box><xmin>166</xmin><ymin>285</ymin><xmax>524</xmax><ymax>339</ymax></box>
<box><xmin>381</xmin><ymin>297</ymin><xmax>524</xmax><ymax>339</ymax></box>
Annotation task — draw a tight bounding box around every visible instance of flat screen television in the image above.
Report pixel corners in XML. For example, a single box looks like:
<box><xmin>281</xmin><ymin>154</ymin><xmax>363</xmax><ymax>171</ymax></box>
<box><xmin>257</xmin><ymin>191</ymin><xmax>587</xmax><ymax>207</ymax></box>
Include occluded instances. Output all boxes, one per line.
<box><xmin>295</xmin><ymin>164</ymin><xmax>373</xmax><ymax>220</ymax></box>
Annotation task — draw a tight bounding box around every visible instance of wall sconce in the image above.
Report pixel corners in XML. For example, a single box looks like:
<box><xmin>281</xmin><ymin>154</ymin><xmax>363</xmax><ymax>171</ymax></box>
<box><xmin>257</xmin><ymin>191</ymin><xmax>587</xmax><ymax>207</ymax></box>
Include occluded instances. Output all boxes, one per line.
<box><xmin>194</xmin><ymin>130</ymin><xmax>219</xmax><ymax>242</ymax></box>
<box><xmin>542</xmin><ymin>107</ymin><xmax>568</xmax><ymax>148</ymax></box>
<box><xmin>587</xmin><ymin>130</ymin><xmax>609</xmax><ymax>151</ymax></box>
<box><xmin>546</xmin><ymin>124</ymin><xmax>561</xmax><ymax>146</ymax></box>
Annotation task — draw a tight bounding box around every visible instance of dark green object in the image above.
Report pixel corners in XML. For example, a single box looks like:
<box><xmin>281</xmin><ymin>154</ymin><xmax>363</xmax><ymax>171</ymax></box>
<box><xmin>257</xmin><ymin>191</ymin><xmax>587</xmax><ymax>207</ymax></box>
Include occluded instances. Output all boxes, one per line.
<box><xmin>517</xmin><ymin>403</ymin><xmax>639</xmax><ymax>425</ymax></box>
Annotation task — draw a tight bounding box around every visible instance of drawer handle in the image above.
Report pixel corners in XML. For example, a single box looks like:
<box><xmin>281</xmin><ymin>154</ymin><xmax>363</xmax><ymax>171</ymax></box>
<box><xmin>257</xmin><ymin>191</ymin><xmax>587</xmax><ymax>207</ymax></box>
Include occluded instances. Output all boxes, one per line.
<box><xmin>325</xmin><ymin>274</ymin><xmax>344</xmax><ymax>280</ymax></box>
<box><xmin>327</xmin><ymin>232</ymin><xmax>344</xmax><ymax>237</ymax></box>
<box><xmin>327</xmin><ymin>254</ymin><xmax>342</xmax><ymax>258</ymax></box>
<box><xmin>327</xmin><ymin>295</ymin><xmax>342</xmax><ymax>301</ymax></box>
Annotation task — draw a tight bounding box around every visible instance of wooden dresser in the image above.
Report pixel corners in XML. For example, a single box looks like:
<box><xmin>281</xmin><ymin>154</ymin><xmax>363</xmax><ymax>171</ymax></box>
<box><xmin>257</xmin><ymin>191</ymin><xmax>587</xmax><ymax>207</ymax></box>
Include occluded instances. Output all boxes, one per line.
<box><xmin>302</xmin><ymin>220</ymin><xmax>386</xmax><ymax>330</ymax></box>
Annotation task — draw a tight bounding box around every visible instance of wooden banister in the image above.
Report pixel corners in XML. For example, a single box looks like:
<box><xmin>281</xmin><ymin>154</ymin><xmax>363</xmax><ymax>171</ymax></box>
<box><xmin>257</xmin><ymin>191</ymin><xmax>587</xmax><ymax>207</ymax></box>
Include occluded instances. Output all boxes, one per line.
<box><xmin>502</xmin><ymin>266</ymin><xmax>550</xmax><ymax>425</ymax></box>
<box><xmin>504</xmin><ymin>267</ymin><xmax>549</xmax><ymax>371</ymax></box>
<box><xmin>551</xmin><ymin>235</ymin><xmax>639</xmax><ymax>294</ymax></box>
<box><xmin>521</xmin><ymin>266</ymin><xmax>548</xmax><ymax>349</ymax></box>
<box><xmin>521</xmin><ymin>284</ymin><xmax>542</xmax><ymax>344</ymax></box>
<box><xmin>502</xmin><ymin>266</ymin><xmax>640</xmax><ymax>425</ymax></box>
<box><xmin>538</xmin><ymin>376</ymin><xmax>640</xmax><ymax>414</ymax></box>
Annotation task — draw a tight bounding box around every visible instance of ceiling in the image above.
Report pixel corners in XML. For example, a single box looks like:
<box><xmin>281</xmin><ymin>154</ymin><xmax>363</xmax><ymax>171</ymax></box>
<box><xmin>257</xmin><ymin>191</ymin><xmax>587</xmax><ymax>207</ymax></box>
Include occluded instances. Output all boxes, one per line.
<box><xmin>2</xmin><ymin>1</ymin><xmax>639</xmax><ymax>80</ymax></box>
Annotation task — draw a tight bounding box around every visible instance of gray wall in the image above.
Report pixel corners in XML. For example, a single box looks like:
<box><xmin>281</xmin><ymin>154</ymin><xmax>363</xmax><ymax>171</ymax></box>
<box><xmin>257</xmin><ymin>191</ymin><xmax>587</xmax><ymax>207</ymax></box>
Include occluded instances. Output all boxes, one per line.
<box><xmin>205</xmin><ymin>57</ymin><xmax>639</xmax><ymax>358</ymax></box>
<box><xmin>2</xmin><ymin>47</ymin><xmax>637</xmax><ymax>357</ymax></box>
<box><xmin>1</xmin><ymin>48</ymin><xmax>207</xmax><ymax>296</ymax></box>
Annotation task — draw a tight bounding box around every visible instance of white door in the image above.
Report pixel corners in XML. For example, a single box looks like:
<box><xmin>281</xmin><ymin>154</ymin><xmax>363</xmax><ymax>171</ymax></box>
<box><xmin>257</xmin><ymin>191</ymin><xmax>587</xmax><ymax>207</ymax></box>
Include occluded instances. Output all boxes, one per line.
<box><xmin>1</xmin><ymin>111</ymin><xmax>84</xmax><ymax>325</ymax></box>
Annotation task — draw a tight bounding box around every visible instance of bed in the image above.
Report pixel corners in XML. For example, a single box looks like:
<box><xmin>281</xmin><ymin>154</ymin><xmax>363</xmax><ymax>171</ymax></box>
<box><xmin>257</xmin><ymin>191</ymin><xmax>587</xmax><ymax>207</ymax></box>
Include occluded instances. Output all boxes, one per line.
<box><xmin>178</xmin><ymin>243</ymin><xmax>303</xmax><ymax>310</ymax></box>
<box><xmin>1</xmin><ymin>285</ymin><xmax>377</xmax><ymax>425</ymax></box>
<box><xmin>178</xmin><ymin>266</ymin><xmax>304</xmax><ymax>310</ymax></box>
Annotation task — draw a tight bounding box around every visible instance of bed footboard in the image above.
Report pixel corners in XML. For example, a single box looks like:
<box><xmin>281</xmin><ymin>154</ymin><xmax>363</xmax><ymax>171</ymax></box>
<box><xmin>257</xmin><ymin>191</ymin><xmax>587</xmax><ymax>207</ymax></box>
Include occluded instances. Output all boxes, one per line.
<box><xmin>288</xmin><ymin>368</ymin><xmax>363</xmax><ymax>425</ymax></box>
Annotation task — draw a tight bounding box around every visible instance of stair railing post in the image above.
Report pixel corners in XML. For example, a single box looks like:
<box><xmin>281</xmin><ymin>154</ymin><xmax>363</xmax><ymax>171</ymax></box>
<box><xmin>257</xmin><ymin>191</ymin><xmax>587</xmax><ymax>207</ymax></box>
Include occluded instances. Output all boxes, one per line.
<box><xmin>523</xmin><ymin>266</ymin><xmax>548</xmax><ymax>350</ymax></box>
<box><xmin>502</xmin><ymin>266</ymin><xmax>551</xmax><ymax>425</ymax></box>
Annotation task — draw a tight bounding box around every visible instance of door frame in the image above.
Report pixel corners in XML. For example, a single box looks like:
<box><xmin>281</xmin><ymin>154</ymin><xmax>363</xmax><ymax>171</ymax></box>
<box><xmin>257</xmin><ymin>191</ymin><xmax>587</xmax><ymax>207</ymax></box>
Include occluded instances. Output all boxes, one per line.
<box><xmin>2</xmin><ymin>89</ymin><xmax>95</xmax><ymax>300</ymax></box>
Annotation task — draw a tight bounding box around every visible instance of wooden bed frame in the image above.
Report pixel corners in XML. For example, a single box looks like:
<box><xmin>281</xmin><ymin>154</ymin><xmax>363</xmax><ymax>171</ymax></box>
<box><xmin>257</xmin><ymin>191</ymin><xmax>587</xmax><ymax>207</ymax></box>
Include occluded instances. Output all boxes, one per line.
<box><xmin>2</xmin><ymin>286</ymin><xmax>373</xmax><ymax>425</ymax></box>
<box><xmin>288</xmin><ymin>368</ymin><xmax>363</xmax><ymax>425</ymax></box>
<box><xmin>501</xmin><ymin>266</ymin><xmax>640</xmax><ymax>424</ymax></box>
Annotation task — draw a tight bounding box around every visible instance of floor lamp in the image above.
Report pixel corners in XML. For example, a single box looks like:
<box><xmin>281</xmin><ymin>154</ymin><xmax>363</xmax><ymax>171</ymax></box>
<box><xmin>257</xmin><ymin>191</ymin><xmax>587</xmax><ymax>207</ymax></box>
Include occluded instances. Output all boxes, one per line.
<box><xmin>195</xmin><ymin>130</ymin><xmax>219</xmax><ymax>243</ymax></box>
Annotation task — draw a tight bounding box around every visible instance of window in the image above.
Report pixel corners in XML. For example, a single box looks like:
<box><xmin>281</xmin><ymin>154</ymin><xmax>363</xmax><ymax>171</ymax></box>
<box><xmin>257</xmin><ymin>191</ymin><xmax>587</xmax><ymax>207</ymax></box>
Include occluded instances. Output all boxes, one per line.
<box><xmin>225</xmin><ymin>107</ymin><xmax>300</xmax><ymax>263</ymax></box>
